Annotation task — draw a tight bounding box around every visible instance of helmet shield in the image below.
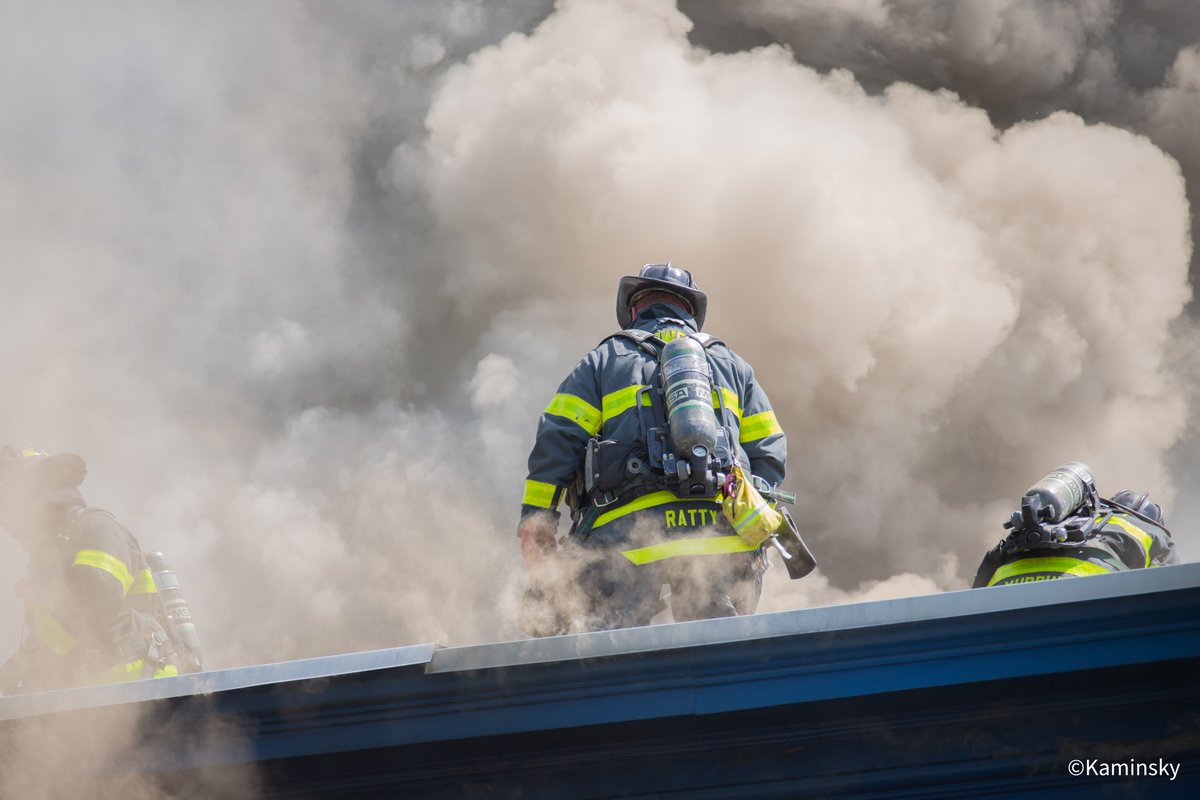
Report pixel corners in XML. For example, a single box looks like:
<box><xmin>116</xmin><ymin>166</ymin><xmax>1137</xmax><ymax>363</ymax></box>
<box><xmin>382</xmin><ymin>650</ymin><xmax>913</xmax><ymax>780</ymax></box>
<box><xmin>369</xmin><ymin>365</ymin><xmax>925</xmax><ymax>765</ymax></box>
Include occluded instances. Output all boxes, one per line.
<box><xmin>616</xmin><ymin>263</ymin><xmax>708</xmax><ymax>329</ymax></box>
<box><xmin>0</xmin><ymin>446</ymin><xmax>86</xmax><ymax>498</ymax></box>
<box><xmin>1110</xmin><ymin>489</ymin><xmax>1164</xmax><ymax>524</ymax></box>
<box><xmin>0</xmin><ymin>447</ymin><xmax>87</xmax><ymax>538</ymax></box>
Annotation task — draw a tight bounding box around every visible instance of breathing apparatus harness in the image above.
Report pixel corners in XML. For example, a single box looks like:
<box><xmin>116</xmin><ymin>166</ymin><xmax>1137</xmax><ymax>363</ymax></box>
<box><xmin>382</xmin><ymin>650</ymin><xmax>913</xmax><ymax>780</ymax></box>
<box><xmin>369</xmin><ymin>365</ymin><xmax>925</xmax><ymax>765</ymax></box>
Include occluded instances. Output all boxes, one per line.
<box><xmin>569</xmin><ymin>325</ymin><xmax>733</xmax><ymax>524</ymax></box>
<box><xmin>567</xmin><ymin>324</ymin><xmax>816</xmax><ymax>579</ymax></box>
<box><xmin>62</xmin><ymin>508</ymin><xmax>203</xmax><ymax>677</ymax></box>
<box><xmin>999</xmin><ymin>461</ymin><xmax>1171</xmax><ymax>555</ymax></box>
<box><xmin>1001</xmin><ymin>462</ymin><xmax>1101</xmax><ymax>553</ymax></box>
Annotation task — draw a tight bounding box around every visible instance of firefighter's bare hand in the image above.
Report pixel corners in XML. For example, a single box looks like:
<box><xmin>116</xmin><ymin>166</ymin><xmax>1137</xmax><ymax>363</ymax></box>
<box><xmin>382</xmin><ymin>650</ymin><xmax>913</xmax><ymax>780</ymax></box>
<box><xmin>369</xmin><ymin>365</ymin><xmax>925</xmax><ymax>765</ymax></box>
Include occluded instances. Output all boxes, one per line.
<box><xmin>518</xmin><ymin>512</ymin><xmax>559</xmax><ymax>575</ymax></box>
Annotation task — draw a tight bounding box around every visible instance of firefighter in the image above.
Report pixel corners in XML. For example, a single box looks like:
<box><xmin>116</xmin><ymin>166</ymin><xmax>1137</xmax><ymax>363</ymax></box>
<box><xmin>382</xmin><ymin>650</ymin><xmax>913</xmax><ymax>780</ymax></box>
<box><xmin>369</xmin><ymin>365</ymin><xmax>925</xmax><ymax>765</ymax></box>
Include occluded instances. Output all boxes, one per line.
<box><xmin>0</xmin><ymin>446</ymin><xmax>178</xmax><ymax>694</ymax></box>
<box><xmin>519</xmin><ymin>264</ymin><xmax>787</xmax><ymax>633</ymax></box>
<box><xmin>973</xmin><ymin>472</ymin><xmax>1179</xmax><ymax>588</ymax></box>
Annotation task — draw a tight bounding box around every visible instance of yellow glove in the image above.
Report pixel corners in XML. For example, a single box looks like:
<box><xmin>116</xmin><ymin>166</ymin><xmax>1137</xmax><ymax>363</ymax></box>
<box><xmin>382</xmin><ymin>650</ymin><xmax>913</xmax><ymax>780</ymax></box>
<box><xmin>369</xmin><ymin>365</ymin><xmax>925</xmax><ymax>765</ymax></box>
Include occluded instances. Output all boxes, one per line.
<box><xmin>722</xmin><ymin>464</ymin><xmax>784</xmax><ymax>547</ymax></box>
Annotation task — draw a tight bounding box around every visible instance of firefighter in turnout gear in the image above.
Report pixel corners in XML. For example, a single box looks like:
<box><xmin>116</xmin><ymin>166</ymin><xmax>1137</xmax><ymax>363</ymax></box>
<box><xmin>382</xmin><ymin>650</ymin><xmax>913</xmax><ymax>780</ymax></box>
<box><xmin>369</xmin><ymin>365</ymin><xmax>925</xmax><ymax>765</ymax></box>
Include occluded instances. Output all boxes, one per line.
<box><xmin>519</xmin><ymin>264</ymin><xmax>789</xmax><ymax>634</ymax></box>
<box><xmin>973</xmin><ymin>462</ymin><xmax>1179</xmax><ymax>588</ymax></box>
<box><xmin>0</xmin><ymin>446</ymin><xmax>180</xmax><ymax>694</ymax></box>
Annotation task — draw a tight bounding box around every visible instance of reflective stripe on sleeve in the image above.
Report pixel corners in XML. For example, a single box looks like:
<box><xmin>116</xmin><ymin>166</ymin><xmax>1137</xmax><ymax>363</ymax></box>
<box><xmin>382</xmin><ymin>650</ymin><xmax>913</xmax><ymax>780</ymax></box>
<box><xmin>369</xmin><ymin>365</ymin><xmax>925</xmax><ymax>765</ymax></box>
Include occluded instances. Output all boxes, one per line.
<box><xmin>522</xmin><ymin>480</ymin><xmax>560</xmax><ymax>509</ymax></box>
<box><xmin>72</xmin><ymin>549</ymin><xmax>135</xmax><ymax>594</ymax></box>
<box><xmin>739</xmin><ymin>410</ymin><xmax>782</xmax><ymax>443</ymax></box>
<box><xmin>988</xmin><ymin>557</ymin><xmax>1111</xmax><ymax>586</ymax></box>
<box><xmin>1103</xmin><ymin>516</ymin><xmax>1155</xmax><ymax>567</ymax></box>
<box><xmin>593</xmin><ymin>490</ymin><xmax>719</xmax><ymax>530</ymax></box>
<box><xmin>33</xmin><ymin>606</ymin><xmax>78</xmax><ymax>656</ymax></box>
<box><xmin>130</xmin><ymin>568</ymin><xmax>158</xmax><ymax>595</ymax></box>
<box><xmin>622</xmin><ymin>535</ymin><xmax>757</xmax><ymax>565</ymax></box>
<box><xmin>544</xmin><ymin>393</ymin><xmax>602</xmax><ymax>435</ymax></box>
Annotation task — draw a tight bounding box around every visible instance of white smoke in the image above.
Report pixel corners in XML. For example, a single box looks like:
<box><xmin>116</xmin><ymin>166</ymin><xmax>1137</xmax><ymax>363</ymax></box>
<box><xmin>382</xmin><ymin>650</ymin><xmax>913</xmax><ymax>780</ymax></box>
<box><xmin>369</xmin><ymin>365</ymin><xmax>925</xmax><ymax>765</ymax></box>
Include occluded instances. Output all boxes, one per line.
<box><xmin>0</xmin><ymin>0</ymin><xmax>556</xmax><ymax>665</ymax></box>
<box><xmin>425</xmin><ymin>0</ymin><xmax>1193</xmax><ymax>585</ymax></box>
<box><xmin>0</xmin><ymin>0</ymin><xmax>1194</xmax><ymax>685</ymax></box>
<box><xmin>680</xmin><ymin>0</ymin><xmax>1200</xmax><ymax>319</ymax></box>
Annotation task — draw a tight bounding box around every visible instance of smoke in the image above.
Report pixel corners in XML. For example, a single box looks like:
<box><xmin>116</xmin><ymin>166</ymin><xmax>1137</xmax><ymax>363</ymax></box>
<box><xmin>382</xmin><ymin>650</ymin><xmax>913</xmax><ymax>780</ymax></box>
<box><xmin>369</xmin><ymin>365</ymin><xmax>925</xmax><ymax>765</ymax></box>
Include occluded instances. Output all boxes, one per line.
<box><xmin>671</xmin><ymin>0</ymin><xmax>1200</xmax><ymax>572</ymax></box>
<box><xmin>759</xmin><ymin>555</ymin><xmax>963</xmax><ymax>613</ymax></box>
<box><xmin>424</xmin><ymin>0</ymin><xmax>1193</xmax><ymax>585</ymax></box>
<box><xmin>679</xmin><ymin>0</ymin><xmax>1200</xmax><ymax>285</ymax></box>
<box><xmin>0</xmin><ymin>697</ymin><xmax>260</xmax><ymax>799</ymax></box>
<box><xmin>0</xmin><ymin>0</ymin><xmax>1194</xmax><ymax>697</ymax></box>
<box><xmin>0</xmin><ymin>0</ymin><xmax>557</xmax><ymax>665</ymax></box>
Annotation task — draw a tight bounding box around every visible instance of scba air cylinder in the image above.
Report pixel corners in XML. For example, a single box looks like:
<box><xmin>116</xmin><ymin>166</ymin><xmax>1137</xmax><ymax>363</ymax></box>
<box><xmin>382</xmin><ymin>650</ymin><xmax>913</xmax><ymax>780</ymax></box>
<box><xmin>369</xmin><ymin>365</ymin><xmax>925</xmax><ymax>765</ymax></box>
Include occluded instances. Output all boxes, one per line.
<box><xmin>1023</xmin><ymin>461</ymin><xmax>1095</xmax><ymax>523</ymax></box>
<box><xmin>660</xmin><ymin>335</ymin><xmax>719</xmax><ymax>459</ymax></box>
<box><xmin>147</xmin><ymin>551</ymin><xmax>205</xmax><ymax>673</ymax></box>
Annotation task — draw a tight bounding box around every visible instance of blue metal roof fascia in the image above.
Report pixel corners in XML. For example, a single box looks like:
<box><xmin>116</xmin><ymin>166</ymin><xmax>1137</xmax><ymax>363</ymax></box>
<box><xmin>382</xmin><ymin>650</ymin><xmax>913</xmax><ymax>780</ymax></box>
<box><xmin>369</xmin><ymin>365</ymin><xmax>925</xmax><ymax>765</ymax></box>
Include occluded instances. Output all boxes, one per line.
<box><xmin>0</xmin><ymin>642</ymin><xmax>435</xmax><ymax>722</ymax></box>
<box><xmin>429</xmin><ymin>560</ymin><xmax>1200</xmax><ymax>673</ymax></box>
<box><xmin>364</xmin><ymin>570</ymin><xmax>1200</xmax><ymax>747</ymax></box>
<box><xmin>1</xmin><ymin>564</ymin><xmax>1196</xmax><ymax>771</ymax></box>
<box><xmin>125</xmin><ymin>564</ymin><xmax>1200</xmax><ymax>767</ymax></box>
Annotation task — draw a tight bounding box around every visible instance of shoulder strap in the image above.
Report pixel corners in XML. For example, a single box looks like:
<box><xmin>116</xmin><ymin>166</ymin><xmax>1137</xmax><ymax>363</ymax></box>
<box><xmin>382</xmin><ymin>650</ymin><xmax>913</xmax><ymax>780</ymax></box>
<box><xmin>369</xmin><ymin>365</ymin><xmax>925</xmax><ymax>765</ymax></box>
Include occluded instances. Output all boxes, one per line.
<box><xmin>603</xmin><ymin>328</ymin><xmax>725</xmax><ymax>354</ymax></box>
<box><xmin>68</xmin><ymin>506</ymin><xmax>127</xmax><ymax>537</ymax></box>
<box><xmin>67</xmin><ymin>506</ymin><xmax>146</xmax><ymax>554</ymax></box>
<box><xmin>689</xmin><ymin>331</ymin><xmax>724</xmax><ymax>349</ymax></box>
<box><xmin>72</xmin><ymin>507</ymin><xmax>119</xmax><ymax>525</ymax></box>
<box><xmin>602</xmin><ymin>328</ymin><xmax>664</xmax><ymax>358</ymax></box>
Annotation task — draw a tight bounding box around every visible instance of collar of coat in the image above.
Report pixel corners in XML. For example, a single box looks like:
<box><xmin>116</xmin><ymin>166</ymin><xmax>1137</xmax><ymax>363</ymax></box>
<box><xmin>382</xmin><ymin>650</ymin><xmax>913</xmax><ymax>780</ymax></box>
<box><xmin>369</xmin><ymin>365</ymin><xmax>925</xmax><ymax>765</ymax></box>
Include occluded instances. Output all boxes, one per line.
<box><xmin>631</xmin><ymin>303</ymin><xmax>698</xmax><ymax>332</ymax></box>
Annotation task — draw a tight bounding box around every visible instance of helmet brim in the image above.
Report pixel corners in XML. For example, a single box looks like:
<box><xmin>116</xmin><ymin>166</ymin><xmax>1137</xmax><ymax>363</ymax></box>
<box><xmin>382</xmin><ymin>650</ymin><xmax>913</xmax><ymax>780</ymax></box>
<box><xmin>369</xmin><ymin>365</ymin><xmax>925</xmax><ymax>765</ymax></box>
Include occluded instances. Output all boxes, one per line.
<box><xmin>0</xmin><ymin>453</ymin><xmax>87</xmax><ymax>490</ymax></box>
<box><xmin>616</xmin><ymin>275</ymin><xmax>708</xmax><ymax>329</ymax></box>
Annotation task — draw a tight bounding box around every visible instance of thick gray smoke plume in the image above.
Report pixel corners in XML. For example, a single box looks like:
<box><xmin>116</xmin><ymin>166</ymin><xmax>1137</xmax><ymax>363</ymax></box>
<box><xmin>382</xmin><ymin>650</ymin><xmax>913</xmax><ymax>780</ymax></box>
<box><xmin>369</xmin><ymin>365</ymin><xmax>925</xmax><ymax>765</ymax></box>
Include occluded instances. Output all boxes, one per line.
<box><xmin>0</xmin><ymin>0</ymin><xmax>1194</xmax><ymax>694</ymax></box>
<box><xmin>424</xmin><ymin>0</ymin><xmax>1194</xmax><ymax>594</ymax></box>
<box><xmin>680</xmin><ymin>3</ymin><xmax>1200</xmax><ymax>244</ymax></box>
<box><xmin>0</xmin><ymin>0</ymin><xmax>557</xmax><ymax>666</ymax></box>
<box><xmin>673</xmin><ymin>0</ymin><xmax>1200</xmax><ymax>592</ymax></box>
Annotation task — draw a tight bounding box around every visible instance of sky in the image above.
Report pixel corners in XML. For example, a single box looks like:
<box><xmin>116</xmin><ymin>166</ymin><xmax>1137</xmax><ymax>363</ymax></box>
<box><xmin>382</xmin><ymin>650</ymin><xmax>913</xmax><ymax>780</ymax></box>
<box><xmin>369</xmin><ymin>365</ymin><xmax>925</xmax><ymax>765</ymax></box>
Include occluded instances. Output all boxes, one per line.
<box><xmin>0</xmin><ymin>0</ymin><xmax>1195</xmax><ymax>669</ymax></box>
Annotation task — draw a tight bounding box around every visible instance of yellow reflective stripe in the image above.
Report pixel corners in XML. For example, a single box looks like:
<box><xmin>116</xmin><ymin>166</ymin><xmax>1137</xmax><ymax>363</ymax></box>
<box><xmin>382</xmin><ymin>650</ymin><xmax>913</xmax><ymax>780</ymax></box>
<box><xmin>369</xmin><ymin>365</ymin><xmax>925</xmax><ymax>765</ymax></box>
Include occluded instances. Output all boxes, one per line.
<box><xmin>1103</xmin><ymin>516</ymin><xmax>1155</xmax><ymax>567</ymax></box>
<box><xmin>733</xmin><ymin>501</ymin><xmax>769</xmax><ymax>533</ymax></box>
<box><xmin>989</xmin><ymin>557</ymin><xmax>1111</xmax><ymax>586</ymax></box>
<box><xmin>602</xmin><ymin>385</ymin><xmax>740</xmax><ymax>423</ymax></box>
<box><xmin>95</xmin><ymin>659</ymin><xmax>146</xmax><ymax>684</ymax></box>
<box><xmin>131</xmin><ymin>568</ymin><xmax>157</xmax><ymax>595</ymax></box>
<box><xmin>523</xmin><ymin>479</ymin><xmax>560</xmax><ymax>509</ymax></box>
<box><xmin>622</xmin><ymin>535</ymin><xmax>757</xmax><ymax>565</ymax></box>
<box><xmin>594</xmin><ymin>490</ymin><xmax>719</xmax><ymax>530</ymax></box>
<box><xmin>712</xmin><ymin>387</ymin><xmax>742</xmax><ymax>420</ymax></box>
<box><xmin>601</xmin><ymin>385</ymin><xmax>652</xmax><ymax>422</ymax></box>
<box><xmin>544</xmin><ymin>393</ymin><xmax>602</xmax><ymax>435</ymax></box>
<box><xmin>740</xmin><ymin>410</ymin><xmax>782</xmax><ymax>443</ymax></box>
<box><xmin>654</xmin><ymin>329</ymin><xmax>685</xmax><ymax>343</ymax></box>
<box><xmin>33</xmin><ymin>606</ymin><xmax>78</xmax><ymax>656</ymax></box>
<box><xmin>93</xmin><ymin>658</ymin><xmax>179</xmax><ymax>684</ymax></box>
<box><xmin>72</xmin><ymin>549</ymin><xmax>134</xmax><ymax>594</ymax></box>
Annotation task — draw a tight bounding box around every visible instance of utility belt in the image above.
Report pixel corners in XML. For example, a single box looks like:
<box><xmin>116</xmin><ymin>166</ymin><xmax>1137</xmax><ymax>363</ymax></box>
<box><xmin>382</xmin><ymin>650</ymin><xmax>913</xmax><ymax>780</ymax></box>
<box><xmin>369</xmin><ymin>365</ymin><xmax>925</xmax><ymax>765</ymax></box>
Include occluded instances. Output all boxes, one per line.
<box><xmin>569</xmin><ymin>436</ymin><xmax>817</xmax><ymax>580</ymax></box>
<box><xmin>585</xmin><ymin>438</ymin><xmax>654</xmax><ymax>504</ymax></box>
<box><xmin>570</xmin><ymin>436</ymin><xmax>732</xmax><ymax>538</ymax></box>
<box><xmin>569</xmin><ymin>438</ymin><xmax>666</xmax><ymax>536</ymax></box>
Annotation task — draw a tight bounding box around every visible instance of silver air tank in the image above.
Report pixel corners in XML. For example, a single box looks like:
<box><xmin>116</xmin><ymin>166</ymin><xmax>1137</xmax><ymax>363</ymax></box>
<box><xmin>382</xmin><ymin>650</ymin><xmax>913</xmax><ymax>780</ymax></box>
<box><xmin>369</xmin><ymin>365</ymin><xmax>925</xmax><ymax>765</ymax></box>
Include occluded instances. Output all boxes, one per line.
<box><xmin>146</xmin><ymin>551</ymin><xmax>205</xmax><ymax>673</ymax></box>
<box><xmin>660</xmin><ymin>335</ymin><xmax>718</xmax><ymax>460</ymax></box>
<box><xmin>1023</xmin><ymin>461</ymin><xmax>1095</xmax><ymax>523</ymax></box>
